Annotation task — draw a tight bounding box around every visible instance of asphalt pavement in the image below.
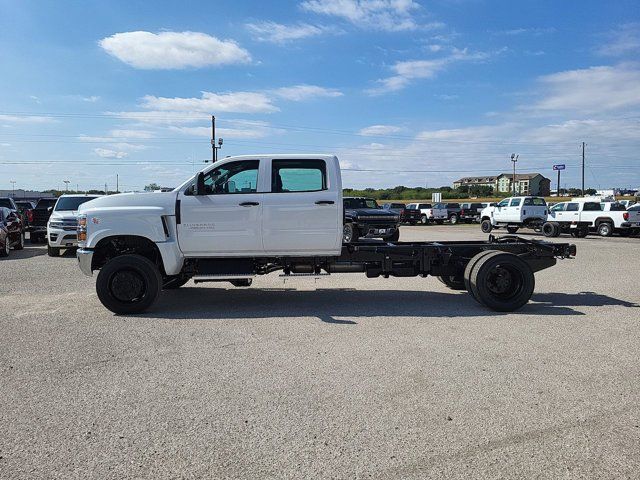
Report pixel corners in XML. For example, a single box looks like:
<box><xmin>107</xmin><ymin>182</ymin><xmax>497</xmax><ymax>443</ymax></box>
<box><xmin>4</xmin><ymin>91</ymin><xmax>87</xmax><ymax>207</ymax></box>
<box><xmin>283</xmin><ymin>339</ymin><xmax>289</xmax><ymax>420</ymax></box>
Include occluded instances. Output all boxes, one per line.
<box><xmin>1</xmin><ymin>226</ymin><xmax>639</xmax><ymax>479</ymax></box>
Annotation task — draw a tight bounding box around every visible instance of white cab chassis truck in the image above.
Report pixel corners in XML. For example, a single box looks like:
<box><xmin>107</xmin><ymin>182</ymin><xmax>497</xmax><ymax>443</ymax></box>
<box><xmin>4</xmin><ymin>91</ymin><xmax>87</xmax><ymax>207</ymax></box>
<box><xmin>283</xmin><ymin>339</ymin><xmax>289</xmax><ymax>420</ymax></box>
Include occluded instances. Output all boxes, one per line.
<box><xmin>480</xmin><ymin>196</ymin><xmax>591</xmax><ymax>238</ymax></box>
<box><xmin>77</xmin><ymin>155</ymin><xmax>576</xmax><ymax>314</ymax></box>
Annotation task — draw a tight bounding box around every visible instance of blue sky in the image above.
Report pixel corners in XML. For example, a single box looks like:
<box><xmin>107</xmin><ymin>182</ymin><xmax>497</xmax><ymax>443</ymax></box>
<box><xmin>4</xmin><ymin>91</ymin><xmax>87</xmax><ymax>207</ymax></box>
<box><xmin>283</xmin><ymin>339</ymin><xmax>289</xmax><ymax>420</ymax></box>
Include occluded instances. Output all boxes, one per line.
<box><xmin>1</xmin><ymin>0</ymin><xmax>639</xmax><ymax>192</ymax></box>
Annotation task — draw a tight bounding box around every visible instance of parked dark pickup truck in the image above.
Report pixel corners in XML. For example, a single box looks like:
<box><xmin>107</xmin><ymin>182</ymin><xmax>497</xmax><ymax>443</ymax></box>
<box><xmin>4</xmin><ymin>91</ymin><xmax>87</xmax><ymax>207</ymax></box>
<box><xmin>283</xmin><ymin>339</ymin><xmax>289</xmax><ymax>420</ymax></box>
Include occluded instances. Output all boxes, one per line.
<box><xmin>433</xmin><ymin>202</ymin><xmax>462</xmax><ymax>224</ymax></box>
<box><xmin>29</xmin><ymin>198</ymin><xmax>57</xmax><ymax>243</ymax></box>
<box><xmin>459</xmin><ymin>202</ymin><xmax>485</xmax><ymax>223</ymax></box>
<box><xmin>343</xmin><ymin>197</ymin><xmax>400</xmax><ymax>243</ymax></box>
<box><xmin>382</xmin><ymin>202</ymin><xmax>421</xmax><ymax>224</ymax></box>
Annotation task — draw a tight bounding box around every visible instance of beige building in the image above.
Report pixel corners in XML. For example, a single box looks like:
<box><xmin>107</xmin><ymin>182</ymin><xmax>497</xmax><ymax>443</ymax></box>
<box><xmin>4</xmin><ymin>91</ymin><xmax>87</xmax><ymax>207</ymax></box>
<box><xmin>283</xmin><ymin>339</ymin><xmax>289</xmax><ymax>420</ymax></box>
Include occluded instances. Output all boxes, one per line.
<box><xmin>453</xmin><ymin>173</ymin><xmax>551</xmax><ymax>196</ymax></box>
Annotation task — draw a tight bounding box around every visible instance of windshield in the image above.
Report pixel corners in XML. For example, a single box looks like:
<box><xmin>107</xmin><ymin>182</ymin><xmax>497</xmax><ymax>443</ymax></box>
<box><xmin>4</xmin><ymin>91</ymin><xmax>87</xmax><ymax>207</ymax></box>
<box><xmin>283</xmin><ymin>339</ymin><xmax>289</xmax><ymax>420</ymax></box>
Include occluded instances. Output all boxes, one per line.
<box><xmin>54</xmin><ymin>196</ymin><xmax>98</xmax><ymax>211</ymax></box>
<box><xmin>344</xmin><ymin>198</ymin><xmax>378</xmax><ymax>209</ymax></box>
<box><xmin>35</xmin><ymin>199</ymin><xmax>57</xmax><ymax>209</ymax></box>
<box><xmin>0</xmin><ymin>199</ymin><xmax>13</xmax><ymax>209</ymax></box>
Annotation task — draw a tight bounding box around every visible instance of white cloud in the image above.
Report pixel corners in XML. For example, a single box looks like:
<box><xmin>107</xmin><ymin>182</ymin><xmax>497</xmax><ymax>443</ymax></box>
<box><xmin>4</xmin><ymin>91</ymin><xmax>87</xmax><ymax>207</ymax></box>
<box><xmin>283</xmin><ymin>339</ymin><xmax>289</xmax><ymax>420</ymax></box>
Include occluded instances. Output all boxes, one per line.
<box><xmin>246</xmin><ymin>21</ymin><xmax>336</xmax><ymax>43</ymax></box>
<box><xmin>93</xmin><ymin>148</ymin><xmax>128</xmax><ymax>159</ymax></box>
<box><xmin>109</xmin><ymin>129</ymin><xmax>154</xmax><ymax>139</ymax></box>
<box><xmin>367</xmin><ymin>48</ymin><xmax>489</xmax><ymax>94</ymax></box>
<box><xmin>494</xmin><ymin>27</ymin><xmax>555</xmax><ymax>36</ymax></box>
<box><xmin>273</xmin><ymin>84</ymin><xmax>343</xmax><ymax>101</ymax></box>
<box><xmin>531</xmin><ymin>64</ymin><xmax>640</xmax><ymax>113</ymax></box>
<box><xmin>141</xmin><ymin>91</ymin><xmax>278</xmax><ymax>113</ymax></box>
<box><xmin>82</xmin><ymin>96</ymin><xmax>100</xmax><ymax>102</ymax></box>
<box><xmin>99</xmin><ymin>31</ymin><xmax>251</xmax><ymax>69</ymax></box>
<box><xmin>0</xmin><ymin>114</ymin><xmax>55</xmax><ymax>124</ymax></box>
<box><xmin>1</xmin><ymin>143</ymin><xmax>11</xmax><ymax>147</ymax></box>
<box><xmin>359</xmin><ymin>125</ymin><xmax>402</xmax><ymax>136</ymax></box>
<box><xmin>597</xmin><ymin>23</ymin><xmax>640</xmax><ymax>57</ymax></box>
<box><xmin>109</xmin><ymin>110</ymin><xmax>210</xmax><ymax>125</ymax></box>
<box><xmin>168</xmin><ymin>120</ymin><xmax>284</xmax><ymax>139</ymax></box>
<box><xmin>301</xmin><ymin>0</ymin><xmax>422</xmax><ymax>31</ymax></box>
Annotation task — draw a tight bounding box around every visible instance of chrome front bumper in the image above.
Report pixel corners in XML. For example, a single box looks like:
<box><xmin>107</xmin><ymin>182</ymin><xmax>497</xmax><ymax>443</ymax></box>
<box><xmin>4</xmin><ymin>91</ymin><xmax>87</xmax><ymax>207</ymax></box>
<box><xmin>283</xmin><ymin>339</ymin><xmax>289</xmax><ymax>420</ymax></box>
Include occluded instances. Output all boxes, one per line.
<box><xmin>77</xmin><ymin>248</ymin><xmax>94</xmax><ymax>276</ymax></box>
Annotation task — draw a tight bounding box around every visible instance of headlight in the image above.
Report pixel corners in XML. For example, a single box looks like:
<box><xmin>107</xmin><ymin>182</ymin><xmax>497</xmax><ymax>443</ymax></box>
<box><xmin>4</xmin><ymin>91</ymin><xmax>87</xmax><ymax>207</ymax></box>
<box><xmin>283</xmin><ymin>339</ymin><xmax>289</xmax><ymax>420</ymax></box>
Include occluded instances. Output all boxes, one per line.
<box><xmin>77</xmin><ymin>214</ymin><xmax>87</xmax><ymax>242</ymax></box>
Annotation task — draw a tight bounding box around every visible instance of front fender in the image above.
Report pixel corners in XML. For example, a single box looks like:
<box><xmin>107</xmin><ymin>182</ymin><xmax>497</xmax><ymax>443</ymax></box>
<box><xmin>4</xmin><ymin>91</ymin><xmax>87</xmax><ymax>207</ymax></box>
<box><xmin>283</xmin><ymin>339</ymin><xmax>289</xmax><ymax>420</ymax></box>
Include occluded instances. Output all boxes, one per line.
<box><xmin>82</xmin><ymin>206</ymin><xmax>169</xmax><ymax>248</ymax></box>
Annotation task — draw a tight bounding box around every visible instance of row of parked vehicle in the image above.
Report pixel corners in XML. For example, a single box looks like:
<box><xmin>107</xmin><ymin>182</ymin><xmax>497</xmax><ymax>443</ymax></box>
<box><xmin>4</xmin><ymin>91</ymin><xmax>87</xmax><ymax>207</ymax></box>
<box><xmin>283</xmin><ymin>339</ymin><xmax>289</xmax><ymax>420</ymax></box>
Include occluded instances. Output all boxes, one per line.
<box><xmin>480</xmin><ymin>196</ymin><xmax>640</xmax><ymax>237</ymax></box>
<box><xmin>0</xmin><ymin>194</ymin><xmax>100</xmax><ymax>258</ymax></box>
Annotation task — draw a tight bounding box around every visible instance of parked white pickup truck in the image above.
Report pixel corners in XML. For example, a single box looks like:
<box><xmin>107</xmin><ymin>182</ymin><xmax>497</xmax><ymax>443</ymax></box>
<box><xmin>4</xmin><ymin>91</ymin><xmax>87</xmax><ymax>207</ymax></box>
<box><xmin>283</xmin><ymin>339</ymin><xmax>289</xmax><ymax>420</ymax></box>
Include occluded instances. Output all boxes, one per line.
<box><xmin>550</xmin><ymin>199</ymin><xmax>640</xmax><ymax>237</ymax></box>
<box><xmin>47</xmin><ymin>194</ymin><xmax>101</xmax><ymax>257</ymax></box>
<box><xmin>405</xmin><ymin>202</ymin><xmax>447</xmax><ymax>224</ymax></box>
<box><xmin>76</xmin><ymin>155</ymin><xmax>577</xmax><ymax>314</ymax></box>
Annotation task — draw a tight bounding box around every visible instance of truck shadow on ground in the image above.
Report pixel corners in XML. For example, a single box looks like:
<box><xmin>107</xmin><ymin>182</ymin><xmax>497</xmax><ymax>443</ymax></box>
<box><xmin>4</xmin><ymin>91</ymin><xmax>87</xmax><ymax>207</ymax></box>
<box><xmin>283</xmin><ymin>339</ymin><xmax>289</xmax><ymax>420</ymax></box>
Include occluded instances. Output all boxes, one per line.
<box><xmin>146</xmin><ymin>288</ymin><xmax>638</xmax><ymax>324</ymax></box>
<box><xmin>2</xmin><ymin>245</ymin><xmax>46</xmax><ymax>260</ymax></box>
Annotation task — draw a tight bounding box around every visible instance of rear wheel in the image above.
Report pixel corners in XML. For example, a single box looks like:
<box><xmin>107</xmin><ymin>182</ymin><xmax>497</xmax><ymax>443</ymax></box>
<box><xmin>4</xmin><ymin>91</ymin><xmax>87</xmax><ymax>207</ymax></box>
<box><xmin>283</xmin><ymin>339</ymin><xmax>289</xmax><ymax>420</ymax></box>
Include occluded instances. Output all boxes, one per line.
<box><xmin>506</xmin><ymin>227</ymin><xmax>519</xmax><ymax>234</ymax></box>
<box><xmin>342</xmin><ymin>223</ymin><xmax>358</xmax><ymax>244</ymax></box>
<box><xmin>571</xmin><ymin>228</ymin><xmax>589</xmax><ymax>238</ymax></box>
<box><xmin>597</xmin><ymin>222</ymin><xmax>613</xmax><ymax>237</ymax></box>
<box><xmin>542</xmin><ymin>222</ymin><xmax>560</xmax><ymax>237</ymax></box>
<box><xmin>463</xmin><ymin>250</ymin><xmax>496</xmax><ymax>301</ymax></box>
<box><xmin>481</xmin><ymin>219</ymin><xmax>493</xmax><ymax>233</ymax></box>
<box><xmin>96</xmin><ymin>254</ymin><xmax>162</xmax><ymax>314</ymax></box>
<box><xmin>438</xmin><ymin>275</ymin><xmax>466</xmax><ymax>291</ymax></box>
<box><xmin>467</xmin><ymin>251</ymin><xmax>535</xmax><ymax>311</ymax></box>
<box><xmin>449</xmin><ymin>214</ymin><xmax>459</xmax><ymax>225</ymax></box>
<box><xmin>47</xmin><ymin>245</ymin><xmax>61</xmax><ymax>257</ymax></box>
<box><xmin>420</xmin><ymin>214</ymin><xmax>428</xmax><ymax>224</ymax></box>
<box><xmin>0</xmin><ymin>239</ymin><xmax>9</xmax><ymax>257</ymax></box>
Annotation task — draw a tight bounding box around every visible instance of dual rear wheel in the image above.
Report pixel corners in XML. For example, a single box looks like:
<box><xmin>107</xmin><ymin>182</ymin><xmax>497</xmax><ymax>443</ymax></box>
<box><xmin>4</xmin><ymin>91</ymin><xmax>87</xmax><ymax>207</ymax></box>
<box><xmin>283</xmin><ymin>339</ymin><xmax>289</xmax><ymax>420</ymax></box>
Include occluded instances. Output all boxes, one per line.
<box><xmin>439</xmin><ymin>251</ymin><xmax>535</xmax><ymax>311</ymax></box>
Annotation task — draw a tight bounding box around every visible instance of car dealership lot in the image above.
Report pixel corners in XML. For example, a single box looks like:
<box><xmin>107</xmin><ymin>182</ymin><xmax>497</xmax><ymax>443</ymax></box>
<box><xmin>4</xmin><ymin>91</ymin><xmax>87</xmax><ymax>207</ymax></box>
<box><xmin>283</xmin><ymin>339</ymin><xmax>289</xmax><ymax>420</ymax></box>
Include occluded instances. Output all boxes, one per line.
<box><xmin>1</xmin><ymin>227</ymin><xmax>639</xmax><ymax>479</ymax></box>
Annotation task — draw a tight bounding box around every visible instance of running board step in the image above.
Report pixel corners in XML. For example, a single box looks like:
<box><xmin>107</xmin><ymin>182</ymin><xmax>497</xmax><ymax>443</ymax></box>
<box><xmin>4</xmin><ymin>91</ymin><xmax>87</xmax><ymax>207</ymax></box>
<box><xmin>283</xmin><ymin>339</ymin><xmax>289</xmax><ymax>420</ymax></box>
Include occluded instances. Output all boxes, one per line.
<box><xmin>278</xmin><ymin>273</ymin><xmax>331</xmax><ymax>277</ymax></box>
<box><xmin>193</xmin><ymin>273</ymin><xmax>255</xmax><ymax>282</ymax></box>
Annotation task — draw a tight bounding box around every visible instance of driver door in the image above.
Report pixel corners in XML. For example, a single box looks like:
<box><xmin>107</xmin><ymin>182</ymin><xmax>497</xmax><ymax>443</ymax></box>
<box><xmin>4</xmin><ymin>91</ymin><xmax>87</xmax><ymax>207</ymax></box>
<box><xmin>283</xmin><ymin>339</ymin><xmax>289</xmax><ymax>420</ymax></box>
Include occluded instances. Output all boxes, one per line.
<box><xmin>177</xmin><ymin>159</ymin><xmax>265</xmax><ymax>256</ymax></box>
<box><xmin>494</xmin><ymin>199</ymin><xmax>510</xmax><ymax>222</ymax></box>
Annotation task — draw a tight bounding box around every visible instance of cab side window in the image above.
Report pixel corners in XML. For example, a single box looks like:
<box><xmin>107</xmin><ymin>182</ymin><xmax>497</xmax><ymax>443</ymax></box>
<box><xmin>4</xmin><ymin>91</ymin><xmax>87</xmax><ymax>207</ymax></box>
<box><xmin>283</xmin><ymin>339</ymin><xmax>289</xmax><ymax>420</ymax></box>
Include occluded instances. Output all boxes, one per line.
<box><xmin>188</xmin><ymin>160</ymin><xmax>259</xmax><ymax>195</ymax></box>
<box><xmin>497</xmin><ymin>199</ymin><xmax>510</xmax><ymax>207</ymax></box>
<box><xmin>510</xmin><ymin>198</ymin><xmax>522</xmax><ymax>207</ymax></box>
<box><xmin>272</xmin><ymin>160</ymin><xmax>327</xmax><ymax>193</ymax></box>
<box><xmin>551</xmin><ymin>203</ymin><xmax>565</xmax><ymax>212</ymax></box>
<box><xmin>566</xmin><ymin>203</ymin><xmax>579</xmax><ymax>211</ymax></box>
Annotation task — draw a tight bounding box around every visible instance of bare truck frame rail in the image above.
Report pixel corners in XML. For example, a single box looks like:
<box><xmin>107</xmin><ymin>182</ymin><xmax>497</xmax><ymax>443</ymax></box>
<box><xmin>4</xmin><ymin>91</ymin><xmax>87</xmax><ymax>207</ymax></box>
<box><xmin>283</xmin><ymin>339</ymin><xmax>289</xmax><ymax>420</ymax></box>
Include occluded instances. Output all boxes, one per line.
<box><xmin>117</xmin><ymin>235</ymin><xmax>576</xmax><ymax>315</ymax></box>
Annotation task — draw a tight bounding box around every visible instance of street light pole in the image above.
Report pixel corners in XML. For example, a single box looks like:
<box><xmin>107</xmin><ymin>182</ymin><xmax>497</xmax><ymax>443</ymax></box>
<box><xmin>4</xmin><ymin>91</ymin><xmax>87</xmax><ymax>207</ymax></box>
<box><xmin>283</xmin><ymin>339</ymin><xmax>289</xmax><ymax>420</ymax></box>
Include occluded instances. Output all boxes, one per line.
<box><xmin>10</xmin><ymin>180</ymin><xmax>16</xmax><ymax>198</ymax></box>
<box><xmin>510</xmin><ymin>154</ymin><xmax>519</xmax><ymax>195</ymax></box>
<box><xmin>63</xmin><ymin>180</ymin><xmax>70</xmax><ymax>192</ymax></box>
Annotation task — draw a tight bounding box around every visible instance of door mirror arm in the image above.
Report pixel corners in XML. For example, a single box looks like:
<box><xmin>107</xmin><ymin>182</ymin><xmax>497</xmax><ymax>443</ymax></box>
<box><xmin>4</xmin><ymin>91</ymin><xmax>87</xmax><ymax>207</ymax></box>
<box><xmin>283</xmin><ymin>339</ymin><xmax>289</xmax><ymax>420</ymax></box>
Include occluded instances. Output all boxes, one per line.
<box><xmin>195</xmin><ymin>172</ymin><xmax>206</xmax><ymax>196</ymax></box>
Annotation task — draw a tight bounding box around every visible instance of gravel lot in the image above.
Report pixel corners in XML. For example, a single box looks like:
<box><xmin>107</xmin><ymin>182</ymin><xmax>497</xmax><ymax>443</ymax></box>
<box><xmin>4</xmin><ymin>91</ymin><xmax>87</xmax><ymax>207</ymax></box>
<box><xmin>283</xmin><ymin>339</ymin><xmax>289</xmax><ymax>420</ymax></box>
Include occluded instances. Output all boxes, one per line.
<box><xmin>1</xmin><ymin>226</ymin><xmax>639</xmax><ymax>479</ymax></box>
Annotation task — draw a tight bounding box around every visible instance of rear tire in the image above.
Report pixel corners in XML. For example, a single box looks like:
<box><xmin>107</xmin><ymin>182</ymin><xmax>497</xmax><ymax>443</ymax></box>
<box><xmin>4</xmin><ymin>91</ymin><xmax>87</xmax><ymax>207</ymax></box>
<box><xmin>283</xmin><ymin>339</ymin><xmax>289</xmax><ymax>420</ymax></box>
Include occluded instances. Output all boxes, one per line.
<box><xmin>597</xmin><ymin>222</ymin><xmax>613</xmax><ymax>237</ymax></box>
<box><xmin>481</xmin><ymin>220</ymin><xmax>493</xmax><ymax>233</ymax></box>
<box><xmin>438</xmin><ymin>275</ymin><xmax>466</xmax><ymax>291</ymax></box>
<box><xmin>463</xmin><ymin>250</ymin><xmax>496</xmax><ymax>301</ymax></box>
<box><xmin>96</xmin><ymin>254</ymin><xmax>162</xmax><ymax>314</ymax></box>
<box><xmin>449</xmin><ymin>214</ymin><xmax>459</xmax><ymax>225</ymax></box>
<box><xmin>0</xmin><ymin>239</ymin><xmax>9</xmax><ymax>257</ymax></box>
<box><xmin>506</xmin><ymin>227</ymin><xmax>519</xmax><ymax>234</ymax></box>
<box><xmin>542</xmin><ymin>222</ymin><xmax>560</xmax><ymax>237</ymax></box>
<box><xmin>47</xmin><ymin>245</ymin><xmax>61</xmax><ymax>257</ymax></box>
<box><xmin>572</xmin><ymin>228</ymin><xmax>589</xmax><ymax>238</ymax></box>
<box><xmin>467</xmin><ymin>251</ymin><xmax>535</xmax><ymax>311</ymax></box>
<box><xmin>420</xmin><ymin>215</ymin><xmax>428</xmax><ymax>224</ymax></box>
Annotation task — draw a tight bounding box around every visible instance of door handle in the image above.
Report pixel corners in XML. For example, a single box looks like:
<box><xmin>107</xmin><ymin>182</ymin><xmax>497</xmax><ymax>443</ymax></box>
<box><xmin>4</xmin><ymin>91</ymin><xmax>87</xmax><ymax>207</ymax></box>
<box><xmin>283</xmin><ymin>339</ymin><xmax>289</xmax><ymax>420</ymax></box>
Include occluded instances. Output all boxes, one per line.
<box><xmin>239</xmin><ymin>202</ymin><xmax>260</xmax><ymax>207</ymax></box>
<box><xmin>315</xmin><ymin>200</ymin><xmax>335</xmax><ymax>205</ymax></box>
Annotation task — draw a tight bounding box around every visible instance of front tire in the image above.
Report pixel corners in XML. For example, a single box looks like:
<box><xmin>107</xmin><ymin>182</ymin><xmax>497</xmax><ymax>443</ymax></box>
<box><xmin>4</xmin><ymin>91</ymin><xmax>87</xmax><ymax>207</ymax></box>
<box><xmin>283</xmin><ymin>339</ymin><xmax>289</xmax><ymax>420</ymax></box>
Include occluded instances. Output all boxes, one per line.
<box><xmin>47</xmin><ymin>245</ymin><xmax>61</xmax><ymax>257</ymax></box>
<box><xmin>481</xmin><ymin>219</ymin><xmax>493</xmax><ymax>233</ymax></box>
<box><xmin>14</xmin><ymin>233</ymin><xmax>24</xmax><ymax>250</ymax></box>
<box><xmin>0</xmin><ymin>239</ymin><xmax>9</xmax><ymax>257</ymax></box>
<box><xmin>343</xmin><ymin>223</ymin><xmax>358</xmax><ymax>244</ymax></box>
<box><xmin>96</xmin><ymin>254</ymin><xmax>162</xmax><ymax>314</ymax></box>
<box><xmin>542</xmin><ymin>222</ymin><xmax>560</xmax><ymax>237</ymax></box>
<box><xmin>449</xmin><ymin>214</ymin><xmax>459</xmax><ymax>225</ymax></box>
<box><xmin>420</xmin><ymin>215</ymin><xmax>428</xmax><ymax>224</ymax></box>
<box><xmin>386</xmin><ymin>229</ymin><xmax>400</xmax><ymax>242</ymax></box>
<box><xmin>506</xmin><ymin>227</ymin><xmax>519</xmax><ymax>234</ymax></box>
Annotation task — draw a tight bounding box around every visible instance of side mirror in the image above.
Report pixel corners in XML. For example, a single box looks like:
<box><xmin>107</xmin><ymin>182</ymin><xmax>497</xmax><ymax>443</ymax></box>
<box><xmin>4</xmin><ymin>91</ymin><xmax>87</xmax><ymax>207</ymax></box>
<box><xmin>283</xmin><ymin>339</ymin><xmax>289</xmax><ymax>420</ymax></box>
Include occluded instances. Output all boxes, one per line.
<box><xmin>47</xmin><ymin>206</ymin><xmax>53</xmax><ymax>213</ymax></box>
<box><xmin>195</xmin><ymin>172</ymin><xmax>206</xmax><ymax>196</ymax></box>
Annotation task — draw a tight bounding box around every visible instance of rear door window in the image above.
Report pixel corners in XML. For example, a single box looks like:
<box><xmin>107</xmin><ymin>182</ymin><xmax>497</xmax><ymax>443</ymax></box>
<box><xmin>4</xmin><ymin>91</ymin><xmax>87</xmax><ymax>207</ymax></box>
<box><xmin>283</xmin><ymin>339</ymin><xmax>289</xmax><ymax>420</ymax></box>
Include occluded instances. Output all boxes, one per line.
<box><xmin>271</xmin><ymin>159</ymin><xmax>326</xmax><ymax>193</ymax></box>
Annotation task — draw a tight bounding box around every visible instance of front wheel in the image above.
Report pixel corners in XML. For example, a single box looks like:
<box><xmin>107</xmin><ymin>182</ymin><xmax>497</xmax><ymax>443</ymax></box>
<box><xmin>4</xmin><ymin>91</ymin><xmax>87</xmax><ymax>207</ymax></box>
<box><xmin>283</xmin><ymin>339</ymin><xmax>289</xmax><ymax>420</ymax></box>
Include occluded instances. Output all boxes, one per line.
<box><xmin>506</xmin><ymin>227</ymin><xmax>519</xmax><ymax>234</ymax></box>
<box><xmin>449</xmin><ymin>214</ymin><xmax>459</xmax><ymax>225</ymax></box>
<box><xmin>571</xmin><ymin>228</ymin><xmax>589</xmax><ymax>238</ymax></box>
<box><xmin>420</xmin><ymin>215</ymin><xmax>428</xmax><ymax>224</ymax></box>
<box><xmin>0</xmin><ymin>239</ymin><xmax>9</xmax><ymax>257</ymax></box>
<box><xmin>14</xmin><ymin>233</ymin><xmax>24</xmax><ymax>250</ymax></box>
<box><xmin>542</xmin><ymin>222</ymin><xmax>560</xmax><ymax>237</ymax></box>
<box><xmin>96</xmin><ymin>254</ymin><xmax>162</xmax><ymax>314</ymax></box>
<box><xmin>47</xmin><ymin>245</ymin><xmax>61</xmax><ymax>257</ymax></box>
<box><xmin>342</xmin><ymin>223</ymin><xmax>358</xmax><ymax>244</ymax></box>
<box><xmin>481</xmin><ymin>219</ymin><xmax>493</xmax><ymax>233</ymax></box>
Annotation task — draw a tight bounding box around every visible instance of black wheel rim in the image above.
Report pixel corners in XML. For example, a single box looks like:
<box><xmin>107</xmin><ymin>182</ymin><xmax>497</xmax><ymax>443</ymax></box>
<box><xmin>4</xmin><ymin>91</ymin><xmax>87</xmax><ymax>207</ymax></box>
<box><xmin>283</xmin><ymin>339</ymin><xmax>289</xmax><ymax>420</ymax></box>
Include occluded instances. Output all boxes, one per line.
<box><xmin>109</xmin><ymin>269</ymin><xmax>147</xmax><ymax>303</ymax></box>
<box><xmin>343</xmin><ymin>224</ymin><xmax>352</xmax><ymax>243</ymax></box>
<box><xmin>485</xmin><ymin>264</ymin><xmax>524</xmax><ymax>300</ymax></box>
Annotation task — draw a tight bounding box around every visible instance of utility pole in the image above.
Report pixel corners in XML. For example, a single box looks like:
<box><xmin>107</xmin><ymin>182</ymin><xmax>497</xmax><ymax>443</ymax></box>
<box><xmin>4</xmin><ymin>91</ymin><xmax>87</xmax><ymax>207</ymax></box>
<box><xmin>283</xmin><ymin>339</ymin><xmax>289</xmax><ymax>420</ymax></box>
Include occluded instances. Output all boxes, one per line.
<box><xmin>10</xmin><ymin>180</ymin><xmax>16</xmax><ymax>198</ymax></box>
<box><xmin>557</xmin><ymin>168</ymin><xmax>561</xmax><ymax>197</ymax></box>
<box><xmin>208</xmin><ymin>115</ymin><xmax>224</xmax><ymax>163</ymax></box>
<box><xmin>581</xmin><ymin>142</ymin><xmax>586</xmax><ymax>196</ymax></box>
<box><xmin>105</xmin><ymin>182</ymin><xmax>108</xmax><ymax>195</ymax></box>
<box><xmin>510</xmin><ymin>153</ymin><xmax>519</xmax><ymax>195</ymax></box>
<box><xmin>116</xmin><ymin>174</ymin><xmax>119</xmax><ymax>193</ymax></box>
<box><xmin>63</xmin><ymin>180</ymin><xmax>70</xmax><ymax>192</ymax></box>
